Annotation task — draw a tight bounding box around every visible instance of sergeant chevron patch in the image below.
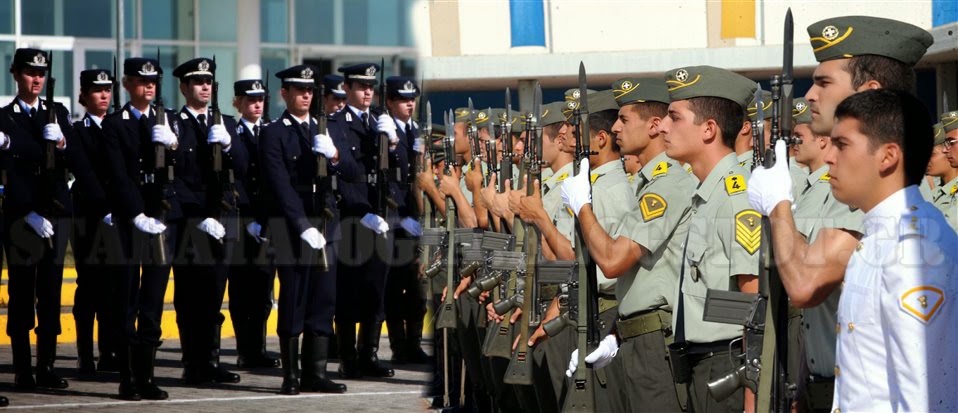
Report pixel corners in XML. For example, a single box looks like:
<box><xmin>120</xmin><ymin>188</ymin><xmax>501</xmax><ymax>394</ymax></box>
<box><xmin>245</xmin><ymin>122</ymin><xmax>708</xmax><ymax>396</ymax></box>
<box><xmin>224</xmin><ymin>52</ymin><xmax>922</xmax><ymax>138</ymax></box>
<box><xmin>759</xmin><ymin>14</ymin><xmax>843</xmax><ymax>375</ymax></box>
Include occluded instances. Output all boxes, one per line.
<box><xmin>639</xmin><ymin>193</ymin><xmax>667</xmax><ymax>222</ymax></box>
<box><xmin>899</xmin><ymin>285</ymin><xmax>944</xmax><ymax>324</ymax></box>
<box><xmin>735</xmin><ymin>210</ymin><xmax>761</xmax><ymax>254</ymax></box>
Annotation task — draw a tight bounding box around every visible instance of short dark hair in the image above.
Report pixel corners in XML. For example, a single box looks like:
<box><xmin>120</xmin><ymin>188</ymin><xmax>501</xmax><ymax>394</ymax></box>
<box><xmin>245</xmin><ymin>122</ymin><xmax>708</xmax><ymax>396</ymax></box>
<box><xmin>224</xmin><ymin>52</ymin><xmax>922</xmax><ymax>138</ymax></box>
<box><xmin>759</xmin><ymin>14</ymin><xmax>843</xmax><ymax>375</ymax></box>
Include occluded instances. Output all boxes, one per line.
<box><xmin>687</xmin><ymin>96</ymin><xmax>744</xmax><ymax>149</ymax></box>
<box><xmin>543</xmin><ymin>123</ymin><xmax>562</xmax><ymax>141</ymax></box>
<box><xmin>844</xmin><ymin>55</ymin><xmax>917</xmax><ymax>93</ymax></box>
<box><xmin>589</xmin><ymin>109</ymin><xmax>620</xmax><ymax>152</ymax></box>
<box><xmin>627</xmin><ymin>101</ymin><xmax>669</xmax><ymax>120</ymax></box>
<box><xmin>834</xmin><ymin>89</ymin><xmax>932</xmax><ymax>186</ymax></box>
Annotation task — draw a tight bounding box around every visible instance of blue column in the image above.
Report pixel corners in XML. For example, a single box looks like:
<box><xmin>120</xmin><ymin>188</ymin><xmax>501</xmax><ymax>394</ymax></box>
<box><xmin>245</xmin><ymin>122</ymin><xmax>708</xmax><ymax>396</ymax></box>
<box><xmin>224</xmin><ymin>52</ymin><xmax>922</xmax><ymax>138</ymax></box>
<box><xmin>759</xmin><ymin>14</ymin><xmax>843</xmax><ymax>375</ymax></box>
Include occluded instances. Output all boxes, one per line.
<box><xmin>510</xmin><ymin>0</ymin><xmax>545</xmax><ymax>47</ymax></box>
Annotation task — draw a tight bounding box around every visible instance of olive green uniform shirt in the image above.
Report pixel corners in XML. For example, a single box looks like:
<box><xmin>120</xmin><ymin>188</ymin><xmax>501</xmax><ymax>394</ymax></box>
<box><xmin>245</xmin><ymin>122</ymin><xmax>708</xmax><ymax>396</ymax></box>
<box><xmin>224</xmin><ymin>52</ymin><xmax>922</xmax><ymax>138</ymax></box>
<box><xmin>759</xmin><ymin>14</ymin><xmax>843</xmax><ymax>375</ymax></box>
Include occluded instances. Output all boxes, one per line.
<box><xmin>675</xmin><ymin>153</ymin><xmax>761</xmax><ymax>343</ymax></box>
<box><xmin>613</xmin><ymin>152</ymin><xmax>696</xmax><ymax>316</ymax></box>
<box><xmin>931</xmin><ymin>176</ymin><xmax>958</xmax><ymax>231</ymax></box>
<box><xmin>793</xmin><ymin>164</ymin><xmax>864</xmax><ymax>376</ymax></box>
<box><xmin>589</xmin><ymin>159</ymin><xmax>635</xmax><ymax>295</ymax></box>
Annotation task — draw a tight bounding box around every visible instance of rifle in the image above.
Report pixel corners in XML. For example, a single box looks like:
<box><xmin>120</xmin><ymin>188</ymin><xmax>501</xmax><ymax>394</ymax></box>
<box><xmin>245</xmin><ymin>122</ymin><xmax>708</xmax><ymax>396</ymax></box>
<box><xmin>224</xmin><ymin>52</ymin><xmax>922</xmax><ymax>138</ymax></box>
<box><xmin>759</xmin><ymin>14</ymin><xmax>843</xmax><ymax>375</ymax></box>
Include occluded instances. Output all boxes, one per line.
<box><xmin>562</xmin><ymin>62</ymin><xmax>599</xmax><ymax>412</ymax></box>
<box><xmin>435</xmin><ymin>109</ymin><xmax>459</xmax><ymax>332</ymax></box>
<box><xmin>210</xmin><ymin>56</ymin><xmax>239</xmax><ymax>252</ymax></box>
<box><xmin>311</xmin><ymin>66</ymin><xmax>332</xmax><ymax>270</ymax></box>
<box><xmin>42</xmin><ymin>50</ymin><xmax>61</xmax><ymax>250</ymax></box>
<box><xmin>376</xmin><ymin>58</ymin><xmax>398</xmax><ymax>224</ymax></box>
<box><xmin>211</xmin><ymin>56</ymin><xmax>223</xmax><ymax>172</ymax></box>
<box><xmin>263</xmin><ymin>70</ymin><xmax>271</xmax><ymax>123</ymax></box>
<box><xmin>152</xmin><ymin>48</ymin><xmax>171</xmax><ymax>264</ymax></box>
<box><xmin>112</xmin><ymin>55</ymin><xmax>121</xmax><ymax>113</ymax></box>
<box><xmin>705</xmin><ymin>9</ymin><xmax>795</xmax><ymax>413</ymax></box>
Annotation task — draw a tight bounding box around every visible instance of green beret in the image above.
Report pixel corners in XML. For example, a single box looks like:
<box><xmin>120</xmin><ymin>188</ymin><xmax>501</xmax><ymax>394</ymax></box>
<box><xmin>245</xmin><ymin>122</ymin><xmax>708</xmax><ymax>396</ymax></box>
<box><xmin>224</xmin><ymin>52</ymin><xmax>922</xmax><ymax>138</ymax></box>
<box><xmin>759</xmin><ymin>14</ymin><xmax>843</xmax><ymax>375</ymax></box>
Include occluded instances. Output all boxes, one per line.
<box><xmin>540</xmin><ymin>101</ymin><xmax>569</xmax><ymax>126</ymax></box>
<box><xmin>564</xmin><ymin>88</ymin><xmax>595</xmax><ymax>102</ymax></box>
<box><xmin>792</xmin><ymin>97</ymin><xmax>812</xmax><ymax>125</ymax></box>
<box><xmin>941</xmin><ymin>111</ymin><xmax>958</xmax><ymax>133</ymax></box>
<box><xmin>806</xmin><ymin>16</ymin><xmax>932</xmax><ymax>66</ymax></box>
<box><xmin>612</xmin><ymin>77</ymin><xmax>670</xmax><ymax>106</ymax></box>
<box><xmin>586</xmin><ymin>90</ymin><xmax>619</xmax><ymax>113</ymax></box>
<box><xmin>934</xmin><ymin>122</ymin><xmax>946</xmax><ymax>145</ymax></box>
<box><xmin>746</xmin><ymin>90</ymin><xmax>773</xmax><ymax>121</ymax></box>
<box><xmin>665</xmin><ymin>66</ymin><xmax>755</xmax><ymax>108</ymax></box>
<box><xmin>454</xmin><ymin>107</ymin><xmax>470</xmax><ymax>122</ymax></box>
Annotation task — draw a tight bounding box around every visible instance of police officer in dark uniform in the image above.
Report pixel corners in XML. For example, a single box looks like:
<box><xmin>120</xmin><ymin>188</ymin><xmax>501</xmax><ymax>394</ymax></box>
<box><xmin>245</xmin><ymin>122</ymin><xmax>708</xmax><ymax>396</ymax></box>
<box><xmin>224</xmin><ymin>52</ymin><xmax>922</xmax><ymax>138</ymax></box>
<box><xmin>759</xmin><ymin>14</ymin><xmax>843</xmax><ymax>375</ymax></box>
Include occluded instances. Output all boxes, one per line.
<box><xmin>169</xmin><ymin>57</ymin><xmax>245</xmax><ymax>385</ymax></box>
<box><xmin>329</xmin><ymin>62</ymin><xmax>397</xmax><ymax>379</ymax></box>
<box><xmin>323</xmin><ymin>74</ymin><xmax>347</xmax><ymax>115</ymax></box>
<box><xmin>381</xmin><ymin>76</ymin><xmax>429</xmax><ymax>364</ymax></box>
<box><xmin>0</xmin><ymin>48</ymin><xmax>73</xmax><ymax>392</ymax></box>
<box><xmin>227</xmin><ymin>78</ymin><xmax>280</xmax><ymax>369</ymax></box>
<box><xmin>71</xmin><ymin>69</ymin><xmax>122</xmax><ymax>377</ymax></box>
<box><xmin>260</xmin><ymin>64</ymin><xmax>351</xmax><ymax>395</ymax></box>
<box><xmin>101</xmin><ymin>56</ymin><xmax>178</xmax><ymax>401</ymax></box>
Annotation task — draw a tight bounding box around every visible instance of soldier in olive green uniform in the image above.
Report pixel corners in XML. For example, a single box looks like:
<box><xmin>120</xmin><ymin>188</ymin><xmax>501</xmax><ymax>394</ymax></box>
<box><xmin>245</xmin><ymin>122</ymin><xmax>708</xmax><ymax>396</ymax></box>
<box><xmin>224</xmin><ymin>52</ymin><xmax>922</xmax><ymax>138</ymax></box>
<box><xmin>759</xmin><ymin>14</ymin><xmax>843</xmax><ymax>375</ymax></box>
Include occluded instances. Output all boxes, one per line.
<box><xmin>934</xmin><ymin>114</ymin><xmax>958</xmax><ymax>230</ymax></box>
<box><xmin>658</xmin><ymin>66</ymin><xmax>760</xmax><ymax>413</ymax></box>
<box><xmin>738</xmin><ymin>90</ymin><xmax>771</xmax><ymax>172</ymax></box>
<box><xmin>561</xmin><ymin>77</ymin><xmax>695</xmax><ymax>412</ymax></box>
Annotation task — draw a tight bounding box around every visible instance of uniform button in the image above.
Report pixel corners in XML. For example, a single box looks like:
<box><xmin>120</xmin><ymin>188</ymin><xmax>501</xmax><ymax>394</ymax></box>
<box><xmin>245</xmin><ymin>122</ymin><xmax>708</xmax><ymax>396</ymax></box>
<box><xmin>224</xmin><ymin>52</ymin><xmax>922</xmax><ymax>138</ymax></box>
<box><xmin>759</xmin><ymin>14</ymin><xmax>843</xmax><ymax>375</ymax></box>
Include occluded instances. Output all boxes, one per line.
<box><xmin>834</xmin><ymin>366</ymin><xmax>840</xmax><ymax>377</ymax></box>
<box><xmin>834</xmin><ymin>409</ymin><xmax>841</xmax><ymax>413</ymax></box>
<box><xmin>847</xmin><ymin>322</ymin><xmax>855</xmax><ymax>332</ymax></box>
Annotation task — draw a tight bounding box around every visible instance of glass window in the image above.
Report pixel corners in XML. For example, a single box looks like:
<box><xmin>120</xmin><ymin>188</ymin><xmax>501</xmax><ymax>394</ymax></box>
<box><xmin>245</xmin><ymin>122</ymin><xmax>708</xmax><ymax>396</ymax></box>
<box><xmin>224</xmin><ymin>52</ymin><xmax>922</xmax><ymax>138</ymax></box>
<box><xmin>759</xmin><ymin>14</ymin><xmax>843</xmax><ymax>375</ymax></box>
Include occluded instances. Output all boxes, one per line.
<box><xmin>64</xmin><ymin>0</ymin><xmax>112</xmax><ymax>38</ymax></box>
<box><xmin>199</xmin><ymin>0</ymin><xmax>236</xmax><ymax>42</ymax></box>
<box><xmin>22</xmin><ymin>0</ymin><xmax>56</xmax><ymax>35</ymax></box>
<box><xmin>295</xmin><ymin>0</ymin><xmax>334</xmax><ymax>44</ymax></box>
<box><xmin>0</xmin><ymin>42</ymin><xmax>15</xmax><ymax>97</ymax></box>
<box><xmin>156</xmin><ymin>45</ymin><xmax>194</xmax><ymax>109</ymax></box>
<box><xmin>261</xmin><ymin>0</ymin><xmax>288</xmax><ymax>43</ymax></box>
<box><xmin>260</xmin><ymin>48</ymin><xmax>289</xmax><ymax>119</ymax></box>
<box><xmin>342</xmin><ymin>0</ymin><xmax>370</xmax><ymax>45</ymax></box>
<box><xmin>143</xmin><ymin>0</ymin><xmax>194</xmax><ymax>41</ymax></box>
<box><xmin>47</xmin><ymin>50</ymin><xmax>75</xmax><ymax>116</ymax></box>
<box><xmin>0</xmin><ymin>0</ymin><xmax>13</xmax><ymax>34</ymax></box>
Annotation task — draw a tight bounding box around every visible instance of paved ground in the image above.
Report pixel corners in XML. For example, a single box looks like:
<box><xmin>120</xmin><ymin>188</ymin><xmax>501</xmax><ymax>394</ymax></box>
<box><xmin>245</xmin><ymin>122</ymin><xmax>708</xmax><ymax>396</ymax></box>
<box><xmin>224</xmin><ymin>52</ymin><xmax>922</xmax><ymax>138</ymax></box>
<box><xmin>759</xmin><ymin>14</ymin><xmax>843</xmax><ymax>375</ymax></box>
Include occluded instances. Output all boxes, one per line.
<box><xmin>0</xmin><ymin>336</ymin><xmax>434</xmax><ymax>412</ymax></box>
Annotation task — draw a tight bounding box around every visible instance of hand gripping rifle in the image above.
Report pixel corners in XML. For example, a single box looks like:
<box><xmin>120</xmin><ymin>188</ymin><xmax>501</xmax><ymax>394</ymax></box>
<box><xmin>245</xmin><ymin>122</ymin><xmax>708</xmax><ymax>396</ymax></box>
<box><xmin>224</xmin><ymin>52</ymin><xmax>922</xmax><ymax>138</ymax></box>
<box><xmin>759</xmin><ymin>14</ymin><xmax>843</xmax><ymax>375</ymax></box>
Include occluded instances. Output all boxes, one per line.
<box><xmin>311</xmin><ymin>69</ymin><xmax>333</xmax><ymax>270</ymax></box>
<box><xmin>705</xmin><ymin>9</ymin><xmax>796</xmax><ymax>413</ymax></box>
<box><xmin>152</xmin><ymin>48</ymin><xmax>172</xmax><ymax>264</ymax></box>
<box><xmin>42</xmin><ymin>51</ymin><xmax>64</xmax><ymax>250</ymax></box>
<box><xmin>376</xmin><ymin>58</ymin><xmax>399</xmax><ymax>224</ymax></box>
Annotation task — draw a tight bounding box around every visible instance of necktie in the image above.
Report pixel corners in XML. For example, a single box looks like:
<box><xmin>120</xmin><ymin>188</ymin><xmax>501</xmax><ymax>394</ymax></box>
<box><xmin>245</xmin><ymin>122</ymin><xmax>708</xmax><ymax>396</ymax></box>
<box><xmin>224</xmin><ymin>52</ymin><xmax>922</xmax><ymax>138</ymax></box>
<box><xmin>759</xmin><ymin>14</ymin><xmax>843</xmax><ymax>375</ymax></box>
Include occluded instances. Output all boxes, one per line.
<box><xmin>302</xmin><ymin>122</ymin><xmax>310</xmax><ymax>137</ymax></box>
<box><xmin>253</xmin><ymin>125</ymin><xmax>260</xmax><ymax>138</ymax></box>
<box><xmin>198</xmin><ymin>114</ymin><xmax>208</xmax><ymax>132</ymax></box>
<box><xmin>361</xmin><ymin>112</ymin><xmax>369</xmax><ymax>130</ymax></box>
<box><xmin>405</xmin><ymin>123</ymin><xmax>412</xmax><ymax>139</ymax></box>
<box><xmin>29</xmin><ymin>107</ymin><xmax>36</xmax><ymax>118</ymax></box>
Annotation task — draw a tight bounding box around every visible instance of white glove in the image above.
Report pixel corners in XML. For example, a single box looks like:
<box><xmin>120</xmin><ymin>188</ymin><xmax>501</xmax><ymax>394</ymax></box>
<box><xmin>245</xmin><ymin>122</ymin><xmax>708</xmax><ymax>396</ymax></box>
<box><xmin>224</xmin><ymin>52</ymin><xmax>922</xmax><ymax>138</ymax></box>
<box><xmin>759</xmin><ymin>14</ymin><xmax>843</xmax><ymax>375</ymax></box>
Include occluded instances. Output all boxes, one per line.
<box><xmin>560</xmin><ymin>158</ymin><xmax>592</xmax><ymax>216</ymax></box>
<box><xmin>246</xmin><ymin>221</ymin><xmax>262</xmax><ymax>243</ymax></box>
<box><xmin>565</xmin><ymin>334</ymin><xmax>619</xmax><ymax>377</ymax></box>
<box><xmin>103</xmin><ymin>213</ymin><xmax>113</xmax><ymax>226</ymax></box>
<box><xmin>747</xmin><ymin>140</ymin><xmax>793</xmax><ymax>216</ymax></box>
<box><xmin>413</xmin><ymin>138</ymin><xmax>425</xmax><ymax>154</ymax></box>
<box><xmin>361</xmin><ymin>213</ymin><xmax>390</xmax><ymax>234</ymax></box>
<box><xmin>300</xmin><ymin>227</ymin><xmax>327</xmax><ymax>250</ymax></box>
<box><xmin>197</xmin><ymin>218</ymin><xmax>226</xmax><ymax>240</ymax></box>
<box><xmin>400</xmin><ymin>217</ymin><xmax>423</xmax><ymax>237</ymax></box>
<box><xmin>25</xmin><ymin>211</ymin><xmax>54</xmax><ymax>238</ymax></box>
<box><xmin>208</xmin><ymin>124</ymin><xmax>231</xmax><ymax>151</ymax></box>
<box><xmin>43</xmin><ymin>123</ymin><xmax>64</xmax><ymax>144</ymax></box>
<box><xmin>151</xmin><ymin>124</ymin><xmax>178</xmax><ymax>148</ymax></box>
<box><xmin>133</xmin><ymin>213</ymin><xmax>166</xmax><ymax>235</ymax></box>
<box><xmin>312</xmin><ymin>133</ymin><xmax>338</xmax><ymax>158</ymax></box>
<box><xmin>376</xmin><ymin>114</ymin><xmax>399</xmax><ymax>144</ymax></box>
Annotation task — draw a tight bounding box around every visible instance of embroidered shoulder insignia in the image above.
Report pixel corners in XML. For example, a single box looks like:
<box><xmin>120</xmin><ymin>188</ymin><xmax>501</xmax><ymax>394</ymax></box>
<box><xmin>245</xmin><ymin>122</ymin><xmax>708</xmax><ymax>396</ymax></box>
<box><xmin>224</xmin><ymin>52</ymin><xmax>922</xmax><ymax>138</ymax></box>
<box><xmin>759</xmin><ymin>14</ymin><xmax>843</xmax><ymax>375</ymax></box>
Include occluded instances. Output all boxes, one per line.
<box><xmin>951</xmin><ymin>184</ymin><xmax>957</xmax><ymax>195</ymax></box>
<box><xmin>735</xmin><ymin>210</ymin><xmax>761</xmax><ymax>254</ymax></box>
<box><xmin>282</xmin><ymin>118</ymin><xmax>291</xmax><ymax>126</ymax></box>
<box><xmin>685</xmin><ymin>165</ymin><xmax>693</xmax><ymax>174</ymax></box>
<box><xmin>122</xmin><ymin>110</ymin><xmax>130</xmax><ymax>120</ymax></box>
<box><xmin>739</xmin><ymin>160</ymin><xmax>747</xmax><ymax>167</ymax></box>
<box><xmin>725</xmin><ymin>174</ymin><xmax>747</xmax><ymax>195</ymax></box>
<box><xmin>639</xmin><ymin>193</ymin><xmax>667</xmax><ymax>222</ymax></box>
<box><xmin>346</xmin><ymin>112</ymin><xmax>353</xmax><ymax>122</ymax></box>
<box><xmin>84</xmin><ymin>118</ymin><xmax>90</xmax><ymax>127</ymax></box>
<box><xmin>12</xmin><ymin>104</ymin><xmax>20</xmax><ymax>113</ymax></box>
<box><xmin>820</xmin><ymin>173</ymin><xmax>831</xmax><ymax>181</ymax></box>
<box><xmin>652</xmin><ymin>161</ymin><xmax>669</xmax><ymax>178</ymax></box>
<box><xmin>180</xmin><ymin>112</ymin><xmax>189</xmax><ymax>120</ymax></box>
<box><xmin>899</xmin><ymin>286</ymin><xmax>945</xmax><ymax>324</ymax></box>
<box><xmin>555</xmin><ymin>172</ymin><xmax>569</xmax><ymax>183</ymax></box>
<box><xmin>590</xmin><ymin>173</ymin><xmax>602</xmax><ymax>184</ymax></box>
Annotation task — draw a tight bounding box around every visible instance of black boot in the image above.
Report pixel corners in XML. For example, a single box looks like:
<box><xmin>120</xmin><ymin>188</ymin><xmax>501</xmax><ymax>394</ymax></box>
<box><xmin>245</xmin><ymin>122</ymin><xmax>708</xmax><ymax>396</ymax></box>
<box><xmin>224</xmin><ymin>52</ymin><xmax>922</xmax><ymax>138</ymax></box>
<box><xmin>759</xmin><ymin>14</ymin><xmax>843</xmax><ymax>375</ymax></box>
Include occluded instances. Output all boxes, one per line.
<box><xmin>357</xmin><ymin>322</ymin><xmax>394</xmax><ymax>378</ymax></box>
<box><xmin>179</xmin><ymin>327</ymin><xmax>204</xmax><ymax>385</ymax></box>
<box><xmin>35</xmin><ymin>335</ymin><xmax>68</xmax><ymax>389</ymax></box>
<box><xmin>75</xmin><ymin>318</ymin><xmax>97</xmax><ymax>377</ymax></box>
<box><xmin>97</xmin><ymin>323</ymin><xmax>121</xmax><ymax>373</ymax></box>
<box><xmin>237</xmin><ymin>319</ymin><xmax>279</xmax><ymax>369</ymax></box>
<box><xmin>11</xmin><ymin>335</ymin><xmax>35</xmax><ymax>391</ymax></box>
<box><xmin>279</xmin><ymin>336</ymin><xmax>300</xmax><ymax>395</ymax></box>
<box><xmin>205</xmin><ymin>322</ymin><xmax>241</xmax><ymax>383</ymax></box>
<box><xmin>404</xmin><ymin>316</ymin><xmax>430</xmax><ymax>364</ymax></box>
<box><xmin>116</xmin><ymin>345</ymin><xmax>141</xmax><ymax>401</ymax></box>
<box><xmin>133</xmin><ymin>344</ymin><xmax>168</xmax><ymax>400</ymax></box>
<box><xmin>336</xmin><ymin>321</ymin><xmax>361</xmax><ymax>379</ymax></box>
<box><xmin>386</xmin><ymin>320</ymin><xmax>406</xmax><ymax>364</ymax></box>
<box><xmin>301</xmin><ymin>334</ymin><xmax>347</xmax><ymax>393</ymax></box>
